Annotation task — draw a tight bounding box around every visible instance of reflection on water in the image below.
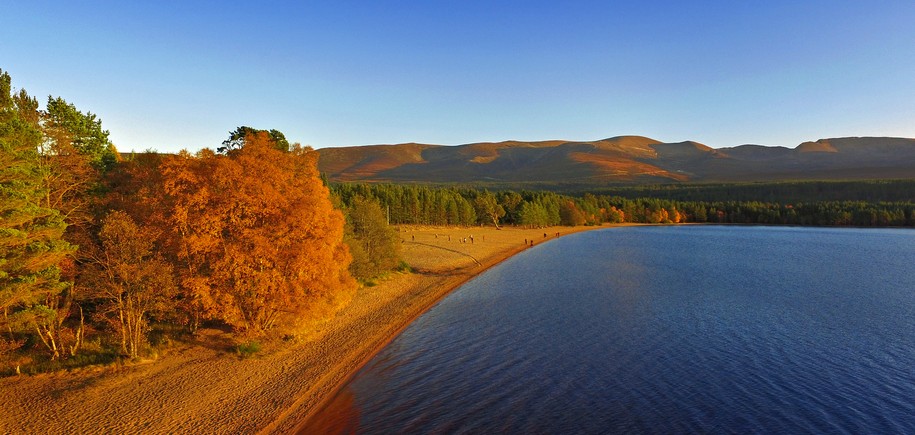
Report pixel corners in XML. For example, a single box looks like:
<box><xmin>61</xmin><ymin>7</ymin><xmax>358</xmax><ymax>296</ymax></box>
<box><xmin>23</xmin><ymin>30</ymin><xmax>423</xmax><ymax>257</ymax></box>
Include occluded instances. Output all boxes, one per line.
<box><xmin>299</xmin><ymin>385</ymin><xmax>358</xmax><ymax>434</ymax></box>
<box><xmin>305</xmin><ymin>226</ymin><xmax>915</xmax><ymax>433</ymax></box>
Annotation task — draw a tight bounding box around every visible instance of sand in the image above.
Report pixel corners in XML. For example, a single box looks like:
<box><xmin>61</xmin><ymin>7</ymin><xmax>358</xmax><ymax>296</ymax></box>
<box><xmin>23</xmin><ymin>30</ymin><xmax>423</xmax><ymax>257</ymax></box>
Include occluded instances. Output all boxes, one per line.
<box><xmin>1</xmin><ymin>224</ymin><xmax>611</xmax><ymax>434</ymax></box>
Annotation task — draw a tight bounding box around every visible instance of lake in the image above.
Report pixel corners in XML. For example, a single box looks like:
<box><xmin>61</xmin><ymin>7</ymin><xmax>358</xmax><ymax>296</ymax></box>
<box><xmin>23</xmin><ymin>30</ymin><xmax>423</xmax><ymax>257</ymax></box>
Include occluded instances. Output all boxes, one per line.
<box><xmin>304</xmin><ymin>226</ymin><xmax>915</xmax><ymax>433</ymax></box>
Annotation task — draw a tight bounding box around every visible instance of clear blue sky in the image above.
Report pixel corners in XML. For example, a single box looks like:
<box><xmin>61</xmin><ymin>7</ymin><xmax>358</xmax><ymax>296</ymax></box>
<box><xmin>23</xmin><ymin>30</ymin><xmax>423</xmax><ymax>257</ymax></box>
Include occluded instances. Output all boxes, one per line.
<box><xmin>4</xmin><ymin>1</ymin><xmax>915</xmax><ymax>152</ymax></box>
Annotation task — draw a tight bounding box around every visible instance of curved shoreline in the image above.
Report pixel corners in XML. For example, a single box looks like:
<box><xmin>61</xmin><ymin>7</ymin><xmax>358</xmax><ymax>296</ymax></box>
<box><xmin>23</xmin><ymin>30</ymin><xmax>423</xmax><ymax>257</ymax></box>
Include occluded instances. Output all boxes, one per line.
<box><xmin>288</xmin><ymin>231</ymin><xmax>540</xmax><ymax>433</ymax></box>
<box><xmin>281</xmin><ymin>224</ymin><xmax>613</xmax><ymax>433</ymax></box>
<box><xmin>1</xmin><ymin>225</ymin><xmax>614</xmax><ymax>435</ymax></box>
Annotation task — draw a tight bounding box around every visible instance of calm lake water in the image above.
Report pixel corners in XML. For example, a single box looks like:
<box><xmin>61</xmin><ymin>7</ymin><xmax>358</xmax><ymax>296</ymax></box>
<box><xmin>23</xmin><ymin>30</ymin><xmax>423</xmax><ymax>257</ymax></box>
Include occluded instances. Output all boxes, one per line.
<box><xmin>305</xmin><ymin>226</ymin><xmax>915</xmax><ymax>434</ymax></box>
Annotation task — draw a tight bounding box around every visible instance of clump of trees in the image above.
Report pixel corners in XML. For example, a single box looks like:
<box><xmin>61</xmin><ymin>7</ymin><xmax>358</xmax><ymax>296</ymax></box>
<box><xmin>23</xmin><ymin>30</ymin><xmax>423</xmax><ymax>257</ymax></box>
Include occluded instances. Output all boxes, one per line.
<box><xmin>341</xmin><ymin>196</ymin><xmax>401</xmax><ymax>280</ymax></box>
<box><xmin>160</xmin><ymin>132</ymin><xmax>355</xmax><ymax>334</ymax></box>
<box><xmin>0</xmin><ymin>70</ymin><xmax>369</xmax><ymax>374</ymax></box>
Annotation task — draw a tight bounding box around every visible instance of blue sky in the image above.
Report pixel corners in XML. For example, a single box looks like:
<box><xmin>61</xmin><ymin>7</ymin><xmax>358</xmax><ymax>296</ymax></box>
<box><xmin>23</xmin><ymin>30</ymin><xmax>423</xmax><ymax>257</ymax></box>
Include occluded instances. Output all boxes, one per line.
<box><xmin>3</xmin><ymin>1</ymin><xmax>915</xmax><ymax>152</ymax></box>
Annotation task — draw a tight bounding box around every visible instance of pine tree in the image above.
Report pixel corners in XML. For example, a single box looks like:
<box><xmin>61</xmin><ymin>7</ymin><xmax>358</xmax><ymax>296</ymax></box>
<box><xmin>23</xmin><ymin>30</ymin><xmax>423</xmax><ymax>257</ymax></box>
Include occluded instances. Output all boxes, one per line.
<box><xmin>0</xmin><ymin>69</ymin><xmax>75</xmax><ymax>359</ymax></box>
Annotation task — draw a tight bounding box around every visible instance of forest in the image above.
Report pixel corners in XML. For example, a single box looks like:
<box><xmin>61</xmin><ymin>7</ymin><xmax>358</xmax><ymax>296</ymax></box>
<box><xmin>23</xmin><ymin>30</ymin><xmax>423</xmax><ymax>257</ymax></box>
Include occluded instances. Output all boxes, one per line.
<box><xmin>3</xmin><ymin>67</ymin><xmax>915</xmax><ymax>376</ymax></box>
<box><xmin>0</xmin><ymin>70</ymin><xmax>400</xmax><ymax>375</ymax></box>
<box><xmin>332</xmin><ymin>183</ymin><xmax>915</xmax><ymax>228</ymax></box>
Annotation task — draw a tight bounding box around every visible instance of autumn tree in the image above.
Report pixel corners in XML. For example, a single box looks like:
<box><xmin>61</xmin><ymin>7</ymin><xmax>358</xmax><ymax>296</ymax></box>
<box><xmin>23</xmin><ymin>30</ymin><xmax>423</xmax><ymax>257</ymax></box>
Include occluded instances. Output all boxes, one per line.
<box><xmin>559</xmin><ymin>200</ymin><xmax>587</xmax><ymax>226</ymax></box>
<box><xmin>344</xmin><ymin>196</ymin><xmax>401</xmax><ymax>280</ymax></box>
<box><xmin>38</xmin><ymin>95</ymin><xmax>119</xmax><ymax>231</ymax></box>
<box><xmin>162</xmin><ymin>132</ymin><xmax>355</xmax><ymax>335</ymax></box>
<box><xmin>0</xmin><ymin>69</ymin><xmax>76</xmax><ymax>360</ymax></box>
<box><xmin>84</xmin><ymin>211</ymin><xmax>175</xmax><ymax>359</ymax></box>
<box><xmin>102</xmin><ymin>151</ymin><xmax>168</xmax><ymax>225</ymax></box>
<box><xmin>37</xmin><ymin>108</ymin><xmax>102</xmax><ymax>227</ymax></box>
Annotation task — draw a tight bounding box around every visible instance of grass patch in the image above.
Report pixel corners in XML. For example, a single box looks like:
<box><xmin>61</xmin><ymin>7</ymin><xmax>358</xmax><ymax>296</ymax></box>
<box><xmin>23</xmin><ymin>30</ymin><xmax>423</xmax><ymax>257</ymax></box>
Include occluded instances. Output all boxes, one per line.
<box><xmin>2</xmin><ymin>350</ymin><xmax>120</xmax><ymax>377</ymax></box>
<box><xmin>235</xmin><ymin>340</ymin><xmax>262</xmax><ymax>359</ymax></box>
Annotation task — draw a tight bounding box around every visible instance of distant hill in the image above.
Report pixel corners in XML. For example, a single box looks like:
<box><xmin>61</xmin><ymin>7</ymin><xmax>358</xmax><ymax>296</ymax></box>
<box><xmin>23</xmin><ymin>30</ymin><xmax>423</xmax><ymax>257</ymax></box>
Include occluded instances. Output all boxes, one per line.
<box><xmin>316</xmin><ymin>136</ymin><xmax>915</xmax><ymax>184</ymax></box>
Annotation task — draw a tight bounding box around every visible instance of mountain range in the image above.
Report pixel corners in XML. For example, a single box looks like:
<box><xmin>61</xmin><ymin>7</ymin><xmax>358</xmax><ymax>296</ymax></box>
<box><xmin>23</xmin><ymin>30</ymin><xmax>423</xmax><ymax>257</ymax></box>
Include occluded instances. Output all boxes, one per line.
<box><xmin>316</xmin><ymin>136</ymin><xmax>915</xmax><ymax>185</ymax></box>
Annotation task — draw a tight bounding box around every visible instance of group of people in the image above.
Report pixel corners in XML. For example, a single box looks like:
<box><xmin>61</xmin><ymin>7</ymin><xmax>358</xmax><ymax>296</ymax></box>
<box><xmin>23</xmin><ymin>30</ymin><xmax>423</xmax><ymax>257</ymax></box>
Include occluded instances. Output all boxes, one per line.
<box><xmin>524</xmin><ymin>232</ymin><xmax>560</xmax><ymax>247</ymax></box>
<box><xmin>405</xmin><ymin>233</ymin><xmax>482</xmax><ymax>244</ymax></box>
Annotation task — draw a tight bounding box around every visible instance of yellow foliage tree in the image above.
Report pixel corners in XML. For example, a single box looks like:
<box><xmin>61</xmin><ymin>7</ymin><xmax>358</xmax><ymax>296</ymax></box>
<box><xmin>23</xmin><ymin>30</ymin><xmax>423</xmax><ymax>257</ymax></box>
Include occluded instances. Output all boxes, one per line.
<box><xmin>161</xmin><ymin>132</ymin><xmax>355</xmax><ymax>335</ymax></box>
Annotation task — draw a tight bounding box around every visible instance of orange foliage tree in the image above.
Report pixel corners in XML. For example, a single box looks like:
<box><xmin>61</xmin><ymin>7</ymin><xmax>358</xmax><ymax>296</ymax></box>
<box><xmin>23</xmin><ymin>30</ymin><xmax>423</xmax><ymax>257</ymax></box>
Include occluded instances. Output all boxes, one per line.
<box><xmin>160</xmin><ymin>132</ymin><xmax>355</xmax><ymax>335</ymax></box>
<box><xmin>86</xmin><ymin>211</ymin><xmax>175</xmax><ymax>358</ymax></box>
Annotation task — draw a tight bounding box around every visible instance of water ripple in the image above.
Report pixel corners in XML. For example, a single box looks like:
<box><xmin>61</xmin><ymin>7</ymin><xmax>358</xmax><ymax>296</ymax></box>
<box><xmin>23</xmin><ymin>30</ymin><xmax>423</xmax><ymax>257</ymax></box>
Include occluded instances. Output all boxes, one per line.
<box><xmin>326</xmin><ymin>227</ymin><xmax>915</xmax><ymax>434</ymax></box>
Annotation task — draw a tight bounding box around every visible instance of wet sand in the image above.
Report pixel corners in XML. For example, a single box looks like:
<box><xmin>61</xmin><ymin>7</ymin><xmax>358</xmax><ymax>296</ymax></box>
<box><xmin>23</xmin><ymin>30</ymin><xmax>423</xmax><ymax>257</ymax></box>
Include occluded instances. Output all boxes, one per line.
<box><xmin>1</xmin><ymin>225</ymin><xmax>610</xmax><ymax>434</ymax></box>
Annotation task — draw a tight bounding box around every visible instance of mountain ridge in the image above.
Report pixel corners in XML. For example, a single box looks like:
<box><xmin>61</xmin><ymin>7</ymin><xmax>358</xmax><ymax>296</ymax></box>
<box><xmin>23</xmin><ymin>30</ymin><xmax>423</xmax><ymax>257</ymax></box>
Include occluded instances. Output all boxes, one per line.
<box><xmin>316</xmin><ymin>136</ymin><xmax>915</xmax><ymax>184</ymax></box>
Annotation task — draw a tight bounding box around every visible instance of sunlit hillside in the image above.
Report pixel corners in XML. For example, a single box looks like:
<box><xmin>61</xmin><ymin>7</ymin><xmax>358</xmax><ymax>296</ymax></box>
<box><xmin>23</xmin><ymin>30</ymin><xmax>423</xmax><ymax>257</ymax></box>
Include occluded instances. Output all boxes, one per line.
<box><xmin>317</xmin><ymin>136</ymin><xmax>915</xmax><ymax>184</ymax></box>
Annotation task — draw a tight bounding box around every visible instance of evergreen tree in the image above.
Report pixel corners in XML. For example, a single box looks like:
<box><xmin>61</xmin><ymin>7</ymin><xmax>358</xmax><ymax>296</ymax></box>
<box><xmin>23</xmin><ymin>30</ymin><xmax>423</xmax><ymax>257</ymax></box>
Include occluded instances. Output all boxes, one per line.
<box><xmin>42</xmin><ymin>96</ymin><xmax>118</xmax><ymax>171</ymax></box>
<box><xmin>0</xmin><ymin>70</ymin><xmax>75</xmax><ymax>359</ymax></box>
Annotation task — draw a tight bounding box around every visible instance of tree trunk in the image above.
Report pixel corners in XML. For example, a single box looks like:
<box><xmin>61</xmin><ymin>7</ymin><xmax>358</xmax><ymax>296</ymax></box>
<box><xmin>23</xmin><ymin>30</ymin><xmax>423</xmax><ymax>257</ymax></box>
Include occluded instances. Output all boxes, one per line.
<box><xmin>68</xmin><ymin>305</ymin><xmax>84</xmax><ymax>357</ymax></box>
<box><xmin>118</xmin><ymin>297</ymin><xmax>128</xmax><ymax>356</ymax></box>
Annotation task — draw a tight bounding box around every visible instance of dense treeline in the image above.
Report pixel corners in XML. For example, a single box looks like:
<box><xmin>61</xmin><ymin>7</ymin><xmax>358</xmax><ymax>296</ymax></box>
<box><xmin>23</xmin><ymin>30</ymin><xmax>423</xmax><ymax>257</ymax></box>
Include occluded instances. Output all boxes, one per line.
<box><xmin>1</xmin><ymin>70</ymin><xmax>363</xmax><ymax>374</ymax></box>
<box><xmin>582</xmin><ymin>180</ymin><xmax>915</xmax><ymax>203</ymax></box>
<box><xmin>443</xmin><ymin>179</ymin><xmax>915</xmax><ymax>203</ymax></box>
<box><xmin>332</xmin><ymin>183</ymin><xmax>915</xmax><ymax>227</ymax></box>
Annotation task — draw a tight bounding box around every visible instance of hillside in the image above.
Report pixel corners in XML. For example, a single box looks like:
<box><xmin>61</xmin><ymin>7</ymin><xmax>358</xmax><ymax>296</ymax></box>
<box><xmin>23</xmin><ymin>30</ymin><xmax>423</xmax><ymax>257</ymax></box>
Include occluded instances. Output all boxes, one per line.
<box><xmin>316</xmin><ymin>136</ymin><xmax>915</xmax><ymax>184</ymax></box>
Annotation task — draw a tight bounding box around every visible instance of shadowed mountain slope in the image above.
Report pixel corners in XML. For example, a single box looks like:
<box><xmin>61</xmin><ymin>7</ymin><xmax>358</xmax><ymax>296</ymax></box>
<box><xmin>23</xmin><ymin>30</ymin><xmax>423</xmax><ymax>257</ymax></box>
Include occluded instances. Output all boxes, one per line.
<box><xmin>317</xmin><ymin>136</ymin><xmax>915</xmax><ymax>184</ymax></box>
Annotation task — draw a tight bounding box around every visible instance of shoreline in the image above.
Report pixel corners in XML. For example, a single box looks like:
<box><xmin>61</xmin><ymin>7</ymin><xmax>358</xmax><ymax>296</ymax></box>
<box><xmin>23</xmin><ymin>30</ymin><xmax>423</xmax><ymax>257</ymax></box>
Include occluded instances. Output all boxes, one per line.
<box><xmin>281</xmin><ymin>224</ymin><xmax>612</xmax><ymax>433</ymax></box>
<box><xmin>289</xmin><ymin>225</ymin><xmax>601</xmax><ymax>433</ymax></box>
<box><xmin>1</xmin><ymin>224</ymin><xmax>614</xmax><ymax>435</ymax></box>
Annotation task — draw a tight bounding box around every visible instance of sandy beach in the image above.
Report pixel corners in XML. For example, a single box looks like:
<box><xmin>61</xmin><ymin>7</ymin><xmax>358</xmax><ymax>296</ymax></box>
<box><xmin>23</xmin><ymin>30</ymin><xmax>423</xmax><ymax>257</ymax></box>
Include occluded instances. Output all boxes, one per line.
<box><xmin>2</xmin><ymin>224</ymin><xmax>609</xmax><ymax>434</ymax></box>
